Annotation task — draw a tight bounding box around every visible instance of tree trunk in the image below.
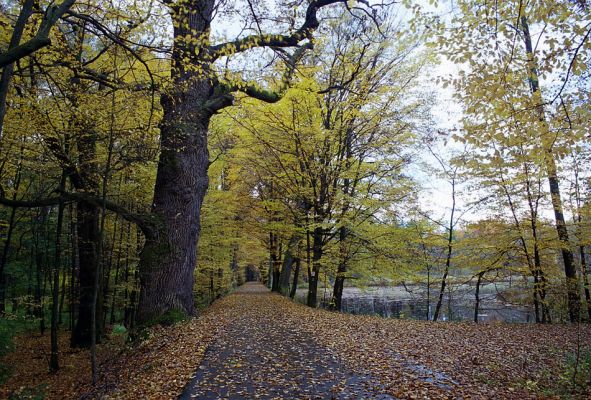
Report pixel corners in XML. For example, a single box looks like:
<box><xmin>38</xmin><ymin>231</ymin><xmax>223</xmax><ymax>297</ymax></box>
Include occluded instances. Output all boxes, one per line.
<box><xmin>270</xmin><ymin>232</ymin><xmax>281</xmax><ymax>293</ymax></box>
<box><xmin>474</xmin><ymin>271</ymin><xmax>484</xmax><ymax>324</ymax></box>
<box><xmin>0</xmin><ymin>205</ymin><xmax>17</xmax><ymax>314</ymax></box>
<box><xmin>279</xmin><ymin>235</ymin><xmax>299</xmax><ymax>295</ymax></box>
<box><xmin>136</xmin><ymin>102</ymin><xmax>211</xmax><ymax>324</ymax></box>
<box><xmin>307</xmin><ymin>227</ymin><xmax>323</xmax><ymax>308</ymax></box>
<box><xmin>33</xmin><ymin>208</ymin><xmax>48</xmax><ymax>335</ymax></box>
<box><xmin>580</xmin><ymin>246</ymin><xmax>591</xmax><ymax>321</ymax></box>
<box><xmin>68</xmin><ymin>201</ymin><xmax>78</xmax><ymax>333</ymax></box>
<box><xmin>71</xmin><ymin>200</ymin><xmax>102</xmax><ymax>347</ymax></box>
<box><xmin>331</xmin><ymin>226</ymin><xmax>348</xmax><ymax>312</ymax></box>
<box><xmin>426</xmin><ymin>265</ymin><xmax>431</xmax><ymax>320</ymax></box>
<box><xmin>110</xmin><ymin>217</ymin><xmax>125</xmax><ymax>324</ymax></box>
<box><xmin>521</xmin><ymin>15</ymin><xmax>580</xmax><ymax>322</ymax></box>
<box><xmin>290</xmin><ymin>258</ymin><xmax>300</xmax><ymax>299</ymax></box>
<box><xmin>0</xmin><ymin>145</ymin><xmax>24</xmax><ymax>313</ymax></box>
<box><xmin>102</xmin><ymin>215</ymin><xmax>119</xmax><ymax>328</ymax></box>
<box><xmin>50</xmin><ymin>174</ymin><xmax>66</xmax><ymax>372</ymax></box>
<box><xmin>434</xmin><ymin>184</ymin><xmax>455</xmax><ymax>321</ymax></box>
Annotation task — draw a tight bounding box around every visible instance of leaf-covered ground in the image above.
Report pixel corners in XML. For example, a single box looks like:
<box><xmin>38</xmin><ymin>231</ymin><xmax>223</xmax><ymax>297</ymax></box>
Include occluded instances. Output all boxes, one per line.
<box><xmin>2</xmin><ymin>282</ymin><xmax>590</xmax><ymax>399</ymax></box>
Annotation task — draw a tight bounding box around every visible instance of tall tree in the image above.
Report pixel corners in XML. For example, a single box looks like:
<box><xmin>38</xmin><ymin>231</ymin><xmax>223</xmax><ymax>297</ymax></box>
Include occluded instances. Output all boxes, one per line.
<box><xmin>436</xmin><ymin>0</ymin><xmax>590</xmax><ymax>321</ymax></box>
<box><xmin>135</xmin><ymin>0</ymin><xmax>383</xmax><ymax>323</ymax></box>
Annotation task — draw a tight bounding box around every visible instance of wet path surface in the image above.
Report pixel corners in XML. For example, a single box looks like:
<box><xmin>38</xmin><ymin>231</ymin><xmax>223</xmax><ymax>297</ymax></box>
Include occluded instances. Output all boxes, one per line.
<box><xmin>179</xmin><ymin>283</ymin><xmax>394</xmax><ymax>399</ymax></box>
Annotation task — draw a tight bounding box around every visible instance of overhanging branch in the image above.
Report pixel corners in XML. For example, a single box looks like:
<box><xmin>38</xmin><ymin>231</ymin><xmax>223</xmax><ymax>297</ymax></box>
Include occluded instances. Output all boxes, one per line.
<box><xmin>0</xmin><ymin>0</ymin><xmax>77</xmax><ymax>68</ymax></box>
<box><xmin>207</xmin><ymin>0</ymin><xmax>346</xmax><ymax>61</ymax></box>
<box><xmin>0</xmin><ymin>190</ymin><xmax>157</xmax><ymax>239</ymax></box>
<box><xmin>204</xmin><ymin>42</ymin><xmax>312</xmax><ymax>113</ymax></box>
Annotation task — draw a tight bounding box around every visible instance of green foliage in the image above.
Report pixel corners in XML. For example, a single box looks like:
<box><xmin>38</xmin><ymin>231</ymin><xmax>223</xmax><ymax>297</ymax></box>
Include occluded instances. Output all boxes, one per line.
<box><xmin>145</xmin><ymin>308</ymin><xmax>188</xmax><ymax>327</ymax></box>
<box><xmin>558</xmin><ymin>345</ymin><xmax>591</xmax><ymax>396</ymax></box>
<box><xmin>111</xmin><ymin>324</ymin><xmax>127</xmax><ymax>335</ymax></box>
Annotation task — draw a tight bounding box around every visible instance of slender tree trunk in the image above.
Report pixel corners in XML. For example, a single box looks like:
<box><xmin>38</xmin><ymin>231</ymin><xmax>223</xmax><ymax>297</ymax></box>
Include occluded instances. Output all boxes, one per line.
<box><xmin>500</xmin><ymin>168</ymin><xmax>547</xmax><ymax>323</ymax></box>
<box><xmin>50</xmin><ymin>174</ymin><xmax>66</xmax><ymax>372</ymax></box>
<box><xmin>524</xmin><ymin>174</ymin><xmax>547</xmax><ymax>323</ymax></box>
<box><xmin>68</xmin><ymin>201</ymin><xmax>78</xmax><ymax>332</ymax></box>
<box><xmin>290</xmin><ymin>258</ymin><xmax>300</xmax><ymax>299</ymax></box>
<box><xmin>0</xmin><ymin>144</ymin><xmax>24</xmax><ymax>313</ymax></box>
<box><xmin>270</xmin><ymin>232</ymin><xmax>281</xmax><ymax>293</ymax></box>
<box><xmin>122</xmin><ymin>217</ymin><xmax>132</xmax><ymax>326</ymax></box>
<box><xmin>279</xmin><ymin>235</ymin><xmax>299</xmax><ymax>296</ymax></box>
<box><xmin>426</xmin><ymin>265</ymin><xmax>431</xmax><ymax>320</ymax></box>
<box><xmin>110</xmin><ymin>216</ymin><xmax>125</xmax><ymax>324</ymax></box>
<box><xmin>580</xmin><ymin>246</ymin><xmax>591</xmax><ymax>321</ymax></box>
<box><xmin>521</xmin><ymin>15</ymin><xmax>580</xmax><ymax>322</ymax></box>
<box><xmin>474</xmin><ymin>271</ymin><xmax>484</xmax><ymax>324</ymax></box>
<box><xmin>58</xmin><ymin>259</ymin><xmax>67</xmax><ymax>325</ymax></box>
<box><xmin>71</xmin><ymin>200</ymin><xmax>101</xmax><ymax>347</ymax></box>
<box><xmin>102</xmin><ymin>214</ymin><xmax>119</xmax><ymax>328</ymax></box>
<box><xmin>572</xmin><ymin>165</ymin><xmax>591</xmax><ymax>322</ymax></box>
<box><xmin>0</xmin><ymin>207</ymin><xmax>17</xmax><ymax>314</ymax></box>
<box><xmin>34</xmin><ymin>208</ymin><xmax>48</xmax><ymax>335</ymax></box>
<box><xmin>433</xmin><ymin>237</ymin><xmax>452</xmax><ymax>321</ymax></box>
<box><xmin>331</xmin><ymin>226</ymin><xmax>348</xmax><ymax>312</ymax></box>
<box><xmin>307</xmin><ymin>226</ymin><xmax>323</xmax><ymax>308</ymax></box>
<box><xmin>434</xmin><ymin>181</ymin><xmax>455</xmax><ymax>321</ymax></box>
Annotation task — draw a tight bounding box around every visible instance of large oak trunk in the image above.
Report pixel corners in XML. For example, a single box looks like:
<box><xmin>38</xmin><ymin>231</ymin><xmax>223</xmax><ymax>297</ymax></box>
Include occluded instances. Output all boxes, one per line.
<box><xmin>137</xmin><ymin>98</ymin><xmax>211</xmax><ymax>324</ymax></box>
<box><xmin>135</xmin><ymin>0</ymin><xmax>215</xmax><ymax>325</ymax></box>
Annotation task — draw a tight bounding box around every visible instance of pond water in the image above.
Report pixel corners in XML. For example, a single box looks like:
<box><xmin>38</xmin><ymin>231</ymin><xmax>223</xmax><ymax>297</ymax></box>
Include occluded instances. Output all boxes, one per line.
<box><xmin>295</xmin><ymin>282</ymin><xmax>535</xmax><ymax>323</ymax></box>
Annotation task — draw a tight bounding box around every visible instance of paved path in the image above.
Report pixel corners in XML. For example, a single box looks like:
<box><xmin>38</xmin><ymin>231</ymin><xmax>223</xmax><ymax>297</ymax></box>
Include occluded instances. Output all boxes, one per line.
<box><xmin>179</xmin><ymin>283</ymin><xmax>393</xmax><ymax>399</ymax></box>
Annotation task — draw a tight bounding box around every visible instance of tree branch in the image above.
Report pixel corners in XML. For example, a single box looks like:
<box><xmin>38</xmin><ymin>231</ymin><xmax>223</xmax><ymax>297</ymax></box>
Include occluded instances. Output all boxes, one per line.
<box><xmin>0</xmin><ymin>190</ymin><xmax>157</xmax><ymax>239</ymax></box>
<box><xmin>207</xmin><ymin>0</ymin><xmax>346</xmax><ymax>60</ymax></box>
<box><xmin>0</xmin><ymin>0</ymin><xmax>77</xmax><ymax>68</ymax></box>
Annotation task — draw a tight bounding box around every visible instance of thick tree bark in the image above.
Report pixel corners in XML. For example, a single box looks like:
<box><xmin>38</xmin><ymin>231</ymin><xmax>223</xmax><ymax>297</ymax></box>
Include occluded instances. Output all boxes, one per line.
<box><xmin>136</xmin><ymin>95</ymin><xmax>212</xmax><ymax>324</ymax></box>
<box><xmin>138</xmin><ymin>115</ymin><xmax>209</xmax><ymax>323</ymax></box>
<box><xmin>134</xmin><ymin>0</ymin><xmax>217</xmax><ymax>325</ymax></box>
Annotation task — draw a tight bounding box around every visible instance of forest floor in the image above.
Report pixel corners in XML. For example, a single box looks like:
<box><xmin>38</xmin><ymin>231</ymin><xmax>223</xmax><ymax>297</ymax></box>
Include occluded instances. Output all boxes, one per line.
<box><xmin>1</xmin><ymin>282</ymin><xmax>591</xmax><ymax>399</ymax></box>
